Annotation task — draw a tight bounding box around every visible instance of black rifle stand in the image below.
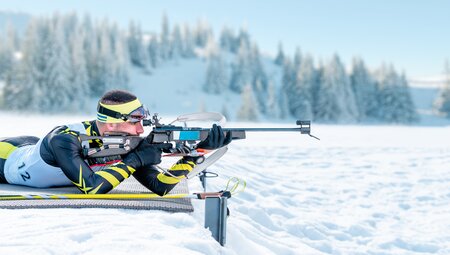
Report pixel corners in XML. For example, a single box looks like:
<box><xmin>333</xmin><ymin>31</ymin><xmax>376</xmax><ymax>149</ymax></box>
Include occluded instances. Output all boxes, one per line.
<box><xmin>199</xmin><ymin>170</ymin><xmax>207</xmax><ymax>192</ymax></box>
<box><xmin>199</xmin><ymin>169</ymin><xmax>219</xmax><ymax>192</ymax></box>
<box><xmin>204</xmin><ymin>191</ymin><xmax>231</xmax><ymax>246</ymax></box>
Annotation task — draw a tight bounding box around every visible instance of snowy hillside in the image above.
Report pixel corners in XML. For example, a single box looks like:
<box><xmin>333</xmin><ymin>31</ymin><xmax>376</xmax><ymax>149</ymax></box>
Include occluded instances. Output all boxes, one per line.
<box><xmin>130</xmin><ymin>58</ymin><xmax>240</xmax><ymax>118</ymax></box>
<box><xmin>0</xmin><ymin>113</ymin><xmax>449</xmax><ymax>254</ymax></box>
<box><xmin>129</xmin><ymin>54</ymin><xmax>284</xmax><ymax>122</ymax></box>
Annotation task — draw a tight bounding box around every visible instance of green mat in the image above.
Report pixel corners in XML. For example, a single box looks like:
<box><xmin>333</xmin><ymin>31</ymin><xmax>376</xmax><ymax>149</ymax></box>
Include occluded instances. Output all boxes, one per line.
<box><xmin>0</xmin><ymin>177</ymin><xmax>193</xmax><ymax>212</ymax></box>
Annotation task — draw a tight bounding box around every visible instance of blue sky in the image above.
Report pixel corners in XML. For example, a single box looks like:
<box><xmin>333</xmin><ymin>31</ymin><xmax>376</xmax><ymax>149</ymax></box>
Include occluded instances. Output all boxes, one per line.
<box><xmin>1</xmin><ymin>0</ymin><xmax>449</xmax><ymax>77</ymax></box>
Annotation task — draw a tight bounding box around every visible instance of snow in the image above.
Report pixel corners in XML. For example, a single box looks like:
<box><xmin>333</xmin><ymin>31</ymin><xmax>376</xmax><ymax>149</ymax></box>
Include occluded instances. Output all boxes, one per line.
<box><xmin>0</xmin><ymin>112</ymin><xmax>449</xmax><ymax>254</ymax></box>
<box><xmin>408</xmin><ymin>75</ymin><xmax>446</xmax><ymax>89</ymax></box>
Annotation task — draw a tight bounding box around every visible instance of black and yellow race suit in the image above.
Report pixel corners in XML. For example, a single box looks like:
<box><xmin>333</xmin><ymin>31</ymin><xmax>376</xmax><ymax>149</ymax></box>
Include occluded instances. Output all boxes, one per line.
<box><xmin>0</xmin><ymin>120</ymin><xmax>195</xmax><ymax>196</ymax></box>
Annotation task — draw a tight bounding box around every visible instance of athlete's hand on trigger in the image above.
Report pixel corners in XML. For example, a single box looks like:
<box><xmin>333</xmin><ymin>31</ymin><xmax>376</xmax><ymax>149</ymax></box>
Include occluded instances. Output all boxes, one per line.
<box><xmin>123</xmin><ymin>139</ymin><xmax>172</xmax><ymax>169</ymax></box>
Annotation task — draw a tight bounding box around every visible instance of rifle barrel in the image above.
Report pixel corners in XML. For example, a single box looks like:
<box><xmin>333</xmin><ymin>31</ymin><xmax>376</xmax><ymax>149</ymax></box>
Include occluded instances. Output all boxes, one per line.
<box><xmin>223</xmin><ymin>128</ymin><xmax>304</xmax><ymax>132</ymax></box>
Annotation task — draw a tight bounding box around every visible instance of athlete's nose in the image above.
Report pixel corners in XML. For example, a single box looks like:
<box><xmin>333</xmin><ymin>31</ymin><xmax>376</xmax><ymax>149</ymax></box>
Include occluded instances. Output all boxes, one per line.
<box><xmin>136</xmin><ymin>121</ymin><xmax>145</xmax><ymax>135</ymax></box>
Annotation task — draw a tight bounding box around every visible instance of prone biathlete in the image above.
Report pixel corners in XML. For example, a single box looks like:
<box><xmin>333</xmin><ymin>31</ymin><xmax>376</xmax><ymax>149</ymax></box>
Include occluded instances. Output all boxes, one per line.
<box><xmin>0</xmin><ymin>90</ymin><xmax>231</xmax><ymax>195</ymax></box>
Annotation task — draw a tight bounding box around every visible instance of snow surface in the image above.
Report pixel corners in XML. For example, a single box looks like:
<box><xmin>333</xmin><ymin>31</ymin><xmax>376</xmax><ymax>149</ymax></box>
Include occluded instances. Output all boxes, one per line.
<box><xmin>0</xmin><ymin>112</ymin><xmax>449</xmax><ymax>254</ymax></box>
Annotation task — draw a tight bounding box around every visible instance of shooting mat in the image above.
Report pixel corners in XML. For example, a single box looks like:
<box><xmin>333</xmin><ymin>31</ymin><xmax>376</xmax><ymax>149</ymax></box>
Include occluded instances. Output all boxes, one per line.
<box><xmin>0</xmin><ymin>177</ymin><xmax>193</xmax><ymax>212</ymax></box>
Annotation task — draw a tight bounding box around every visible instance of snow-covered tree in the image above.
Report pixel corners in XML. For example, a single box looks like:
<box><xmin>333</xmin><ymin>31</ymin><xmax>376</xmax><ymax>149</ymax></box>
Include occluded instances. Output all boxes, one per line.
<box><xmin>266</xmin><ymin>81</ymin><xmax>281</xmax><ymax>119</ymax></box>
<box><xmin>182</xmin><ymin>24</ymin><xmax>196</xmax><ymax>58</ymax></box>
<box><xmin>160</xmin><ymin>13</ymin><xmax>171</xmax><ymax>60</ymax></box>
<box><xmin>293</xmin><ymin>47</ymin><xmax>302</xmax><ymax>69</ymax></box>
<box><xmin>128</xmin><ymin>21</ymin><xmax>148</xmax><ymax>69</ymax></box>
<box><xmin>14</xmin><ymin>18</ymin><xmax>52</xmax><ymax>111</ymax></box>
<box><xmin>250</xmin><ymin>44</ymin><xmax>268</xmax><ymax>114</ymax></box>
<box><xmin>375</xmin><ymin>64</ymin><xmax>417</xmax><ymax>123</ymax></box>
<box><xmin>203</xmin><ymin>52</ymin><xmax>228</xmax><ymax>94</ymax></box>
<box><xmin>193</xmin><ymin>20</ymin><xmax>212</xmax><ymax>48</ymax></box>
<box><xmin>229</xmin><ymin>41</ymin><xmax>252</xmax><ymax>93</ymax></box>
<box><xmin>350</xmin><ymin>58</ymin><xmax>378</xmax><ymax>120</ymax></box>
<box><xmin>42</xmin><ymin>15</ymin><xmax>74</xmax><ymax>112</ymax></box>
<box><xmin>0</xmin><ymin>23</ymin><xmax>18</xmax><ymax>78</ymax></box>
<box><xmin>434</xmin><ymin>60</ymin><xmax>450</xmax><ymax>118</ymax></box>
<box><xmin>397</xmin><ymin>72</ymin><xmax>418</xmax><ymax>122</ymax></box>
<box><xmin>237</xmin><ymin>27</ymin><xmax>251</xmax><ymax>52</ymax></box>
<box><xmin>274</xmin><ymin>42</ymin><xmax>285</xmax><ymax>66</ymax></box>
<box><xmin>68</xmin><ymin>27</ymin><xmax>89</xmax><ymax>110</ymax></box>
<box><xmin>220</xmin><ymin>26</ymin><xmax>237</xmax><ymax>53</ymax></box>
<box><xmin>237</xmin><ymin>84</ymin><xmax>258</xmax><ymax>121</ymax></box>
<box><xmin>147</xmin><ymin>35</ymin><xmax>160</xmax><ymax>68</ymax></box>
<box><xmin>111</xmin><ymin>30</ymin><xmax>130</xmax><ymax>90</ymax></box>
<box><xmin>289</xmin><ymin>55</ymin><xmax>315</xmax><ymax>119</ymax></box>
<box><xmin>315</xmin><ymin>55</ymin><xmax>358</xmax><ymax>122</ymax></box>
<box><xmin>281</xmin><ymin>59</ymin><xmax>295</xmax><ymax>117</ymax></box>
<box><xmin>278</xmin><ymin>87</ymin><xmax>290</xmax><ymax>119</ymax></box>
<box><xmin>170</xmin><ymin>24</ymin><xmax>183</xmax><ymax>60</ymax></box>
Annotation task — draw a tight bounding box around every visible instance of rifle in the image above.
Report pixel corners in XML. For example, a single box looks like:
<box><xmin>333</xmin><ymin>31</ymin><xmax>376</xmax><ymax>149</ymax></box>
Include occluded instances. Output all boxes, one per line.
<box><xmin>144</xmin><ymin>113</ymin><xmax>319</xmax><ymax>143</ymax></box>
<box><xmin>79</xmin><ymin>112</ymin><xmax>319</xmax><ymax>178</ymax></box>
<box><xmin>80</xmin><ymin>112</ymin><xmax>319</xmax><ymax>160</ymax></box>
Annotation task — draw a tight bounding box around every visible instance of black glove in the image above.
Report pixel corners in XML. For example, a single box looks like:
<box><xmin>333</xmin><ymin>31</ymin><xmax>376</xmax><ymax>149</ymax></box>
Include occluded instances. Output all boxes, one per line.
<box><xmin>196</xmin><ymin>124</ymin><xmax>232</xmax><ymax>150</ymax></box>
<box><xmin>123</xmin><ymin>139</ymin><xmax>172</xmax><ymax>169</ymax></box>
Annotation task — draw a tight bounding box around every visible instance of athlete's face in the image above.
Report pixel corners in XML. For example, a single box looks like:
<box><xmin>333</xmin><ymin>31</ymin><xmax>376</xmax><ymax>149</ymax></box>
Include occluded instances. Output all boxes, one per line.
<box><xmin>115</xmin><ymin>121</ymin><xmax>145</xmax><ymax>135</ymax></box>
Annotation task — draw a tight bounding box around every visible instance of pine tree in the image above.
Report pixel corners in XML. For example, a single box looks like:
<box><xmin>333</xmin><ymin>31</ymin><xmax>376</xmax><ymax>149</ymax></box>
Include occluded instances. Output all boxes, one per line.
<box><xmin>128</xmin><ymin>21</ymin><xmax>148</xmax><ymax>69</ymax></box>
<box><xmin>43</xmin><ymin>15</ymin><xmax>73</xmax><ymax>112</ymax></box>
<box><xmin>18</xmin><ymin>18</ymin><xmax>50</xmax><ymax>111</ymax></box>
<box><xmin>278</xmin><ymin>87</ymin><xmax>290</xmax><ymax>119</ymax></box>
<box><xmin>229</xmin><ymin>41</ymin><xmax>252</xmax><ymax>93</ymax></box>
<box><xmin>237</xmin><ymin>27</ymin><xmax>251</xmax><ymax>52</ymax></box>
<box><xmin>293</xmin><ymin>47</ymin><xmax>302</xmax><ymax>69</ymax></box>
<box><xmin>281</xmin><ymin>59</ymin><xmax>295</xmax><ymax>117</ymax></box>
<box><xmin>220</xmin><ymin>26</ymin><xmax>236</xmax><ymax>52</ymax></box>
<box><xmin>398</xmin><ymin>72</ymin><xmax>418</xmax><ymax>122</ymax></box>
<box><xmin>315</xmin><ymin>55</ymin><xmax>358</xmax><ymax>122</ymax></box>
<box><xmin>237</xmin><ymin>84</ymin><xmax>258</xmax><ymax>121</ymax></box>
<box><xmin>160</xmin><ymin>13</ymin><xmax>171</xmax><ymax>60</ymax></box>
<box><xmin>250</xmin><ymin>44</ymin><xmax>268</xmax><ymax>114</ymax></box>
<box><xmin>147</xmin><ymin>35</ymin><xmax>160</xmax><ymax>68</ymax></box>
<box><xmin>97</xmin><ymin>26</ymin><xmax>115</xmax><ymax>94</ymax></box>
<box><xmin>0</xmin><ymin>23</ymin><xmax>17</xmax><ymax>79</ymax></box>
<box><xmin>434</xmin><ymin>60</ymin><xmax>450</xmax><ymax>118</ymax></box>
<box><xmin>274</xmin><ymin>42</ymin><xmax>285</xmax><ymax>66</ymax></box>
<box><xmin>266</xmin><ymin>81</ymin><xmax>281</xmax><ymax>119</ymax></box>
<box><xmin>170</xmin><ymin>24</ymin><xmax>183</xmax><ymax>60</ymax></box>
<box><xmin>290</xmin><ymin>55</ymin><xmax>315</xmax><ymax>119</ymax></box>
<box><xmin>111</xmin><ymin>29</ymin><xmax>130</xmax><ymax>90</ymax></box>
<box><xmin>203</xmin><ymin>52</ymin><xmax>228</xmax><ymax>94</ymax></box>
<box><xmin>350</xmin><ymin>58</ymin><xmax>378</xmax><ymax>120</ymax></box>
<box><xmin>69</xmin><ymin>27</ymin><xmax>89</xmax><ymax>110</ymax></box>
<box><xmin>311</xmin><ymin>61</ymin><xmax>324</xmax><ymax>118</ymax></box>
<box><xmin>182</xmin><ymin>24</ymin><xmax>196</xmax><ymax>58</ymax></box>
<box><xmin>193</xmin><ymin>19</ymin><xmax>212</xmax><ymax>48</ymax></box>
<box><xmin>82</xmin><ymin>14</ymin><xmax>100</xmax><ymax>97</ymax></box>
<box><xmin>375</xmin><ymin>64</ymin><xmax>417</xmax><ymax>123</ymax></box>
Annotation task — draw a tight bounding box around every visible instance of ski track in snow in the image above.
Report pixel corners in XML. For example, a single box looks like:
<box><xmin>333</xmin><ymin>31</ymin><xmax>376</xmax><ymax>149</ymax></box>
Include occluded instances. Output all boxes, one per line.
<box><xmin>0</xmin><ymin>114</ymin><xmax>449</xmax><ymax>254</ymax></box>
